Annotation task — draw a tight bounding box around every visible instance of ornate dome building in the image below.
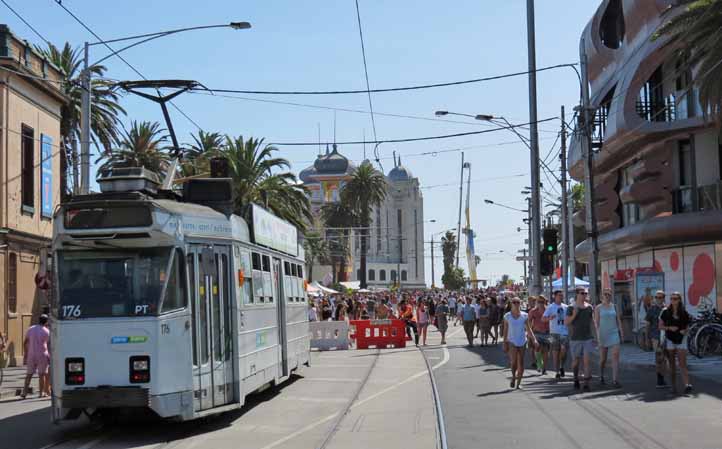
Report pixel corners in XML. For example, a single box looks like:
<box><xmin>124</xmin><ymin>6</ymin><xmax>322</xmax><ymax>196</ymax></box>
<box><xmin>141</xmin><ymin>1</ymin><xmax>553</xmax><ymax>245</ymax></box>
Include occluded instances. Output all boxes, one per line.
<box><xmin>300</xmin><ymin>148</ymin><xmax>426</xmax><ymax>289</ymax></box>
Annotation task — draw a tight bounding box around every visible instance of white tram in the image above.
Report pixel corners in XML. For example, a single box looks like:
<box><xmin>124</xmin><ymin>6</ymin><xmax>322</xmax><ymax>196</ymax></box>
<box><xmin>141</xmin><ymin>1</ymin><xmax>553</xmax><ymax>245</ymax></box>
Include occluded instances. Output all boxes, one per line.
<box><xmin>50</xmin><ymin>168</ymin><xmax>310</xmax><ymax>422</ymax></box>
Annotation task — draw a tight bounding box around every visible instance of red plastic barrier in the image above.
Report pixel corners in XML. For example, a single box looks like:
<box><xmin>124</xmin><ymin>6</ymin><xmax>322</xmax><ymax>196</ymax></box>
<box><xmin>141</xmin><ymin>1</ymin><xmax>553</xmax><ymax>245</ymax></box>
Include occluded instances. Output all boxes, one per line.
<box><xmin>350</xmin><ymin>319</ymin><xmax>407</xmax><ymax>350</ymax></box>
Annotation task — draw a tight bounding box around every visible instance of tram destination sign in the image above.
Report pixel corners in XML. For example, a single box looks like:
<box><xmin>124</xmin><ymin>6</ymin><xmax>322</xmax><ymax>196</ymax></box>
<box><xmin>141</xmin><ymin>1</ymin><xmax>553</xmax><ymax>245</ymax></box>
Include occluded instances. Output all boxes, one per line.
<box><xmin>251</xmin><ymin>204</ymin><xmax>298</xmax><ymax>256</ymax></box>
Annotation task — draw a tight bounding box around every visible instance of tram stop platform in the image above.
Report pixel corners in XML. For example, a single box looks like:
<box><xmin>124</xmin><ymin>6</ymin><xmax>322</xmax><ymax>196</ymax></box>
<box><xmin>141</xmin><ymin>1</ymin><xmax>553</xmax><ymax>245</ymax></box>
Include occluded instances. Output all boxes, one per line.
<box><xmin>187</xmin><ymin>342</ymin><xmax>441</xmax><ymax>449</ymax></box>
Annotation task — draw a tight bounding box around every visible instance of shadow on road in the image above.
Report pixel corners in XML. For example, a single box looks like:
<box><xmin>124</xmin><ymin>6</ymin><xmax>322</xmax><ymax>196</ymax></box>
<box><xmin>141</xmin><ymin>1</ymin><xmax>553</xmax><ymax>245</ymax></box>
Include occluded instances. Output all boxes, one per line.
<box><xmin>455</xmin><ymin>342</ymin><xmax>720</xmax><ymax>404</ymax></box>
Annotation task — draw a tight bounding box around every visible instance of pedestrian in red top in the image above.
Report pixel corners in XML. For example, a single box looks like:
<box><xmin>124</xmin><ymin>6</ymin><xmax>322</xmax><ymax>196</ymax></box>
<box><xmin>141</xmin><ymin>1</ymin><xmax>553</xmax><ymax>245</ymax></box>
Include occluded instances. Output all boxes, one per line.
<box><xmin>22</xmin><ymin>314</ymin><xmax>51</xmax><ymax>399</ymax></box>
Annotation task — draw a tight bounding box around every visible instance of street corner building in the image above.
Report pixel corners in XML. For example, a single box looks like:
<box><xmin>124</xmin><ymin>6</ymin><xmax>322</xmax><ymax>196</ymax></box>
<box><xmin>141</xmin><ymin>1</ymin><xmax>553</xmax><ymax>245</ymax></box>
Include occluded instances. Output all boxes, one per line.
<box><xmin>300</xmin><ymin>145</ymin><xmax>426</xmax><ymax>289</ymax></box>
<box><xmin>568</xmin><ymin>1</ymin><xmax>722</xmax><ymax>336</ymax></box>
<box><xmin>0</xmin><ymin>25</ymin><xmax>65</xmax><ymax>365</ymax></box>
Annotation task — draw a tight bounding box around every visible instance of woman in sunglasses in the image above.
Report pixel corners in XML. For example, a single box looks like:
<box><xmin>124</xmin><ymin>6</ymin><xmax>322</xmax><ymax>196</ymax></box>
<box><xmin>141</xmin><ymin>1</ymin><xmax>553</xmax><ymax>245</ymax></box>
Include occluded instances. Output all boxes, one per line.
<box><xmin>503</xmin><ymin>297</ymin><xmax>538</xmax><ymax>389</ymax></box>
<box><xmin>659</xmin><ymin>292</ymin><xmax>692</xmax><ymax>394</ymax></box>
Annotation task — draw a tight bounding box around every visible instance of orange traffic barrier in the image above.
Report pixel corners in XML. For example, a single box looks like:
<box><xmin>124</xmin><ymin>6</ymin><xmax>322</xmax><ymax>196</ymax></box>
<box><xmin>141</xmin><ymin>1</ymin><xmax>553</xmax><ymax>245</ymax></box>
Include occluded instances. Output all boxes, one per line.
<box><xmin>350</xmin><ymin>319</ymin><xmax>407</xmax><ymax>349</ymax></box>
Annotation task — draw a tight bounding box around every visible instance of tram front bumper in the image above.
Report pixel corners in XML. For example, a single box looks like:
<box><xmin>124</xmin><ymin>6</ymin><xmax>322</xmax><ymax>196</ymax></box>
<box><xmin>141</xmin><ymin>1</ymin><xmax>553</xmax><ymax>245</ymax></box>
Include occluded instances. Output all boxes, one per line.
<box><xmin>61</xmin><ymin>387</ymin><xmax>150</xmax><ymax>409</ymax></box>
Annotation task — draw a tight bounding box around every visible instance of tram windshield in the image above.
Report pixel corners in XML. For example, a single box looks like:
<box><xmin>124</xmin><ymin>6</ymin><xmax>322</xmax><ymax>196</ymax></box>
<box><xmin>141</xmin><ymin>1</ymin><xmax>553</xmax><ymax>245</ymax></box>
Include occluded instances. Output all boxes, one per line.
<box><xmin>56</xmin><ymin>247</ymin><xmax>173</xmax><ymax>319</ymax></box>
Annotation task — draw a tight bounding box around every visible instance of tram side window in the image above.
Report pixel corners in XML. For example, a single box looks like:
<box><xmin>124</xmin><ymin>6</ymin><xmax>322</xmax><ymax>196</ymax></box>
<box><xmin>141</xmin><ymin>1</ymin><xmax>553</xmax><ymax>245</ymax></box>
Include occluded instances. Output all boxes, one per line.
<box><xmin>289</xmin><ymin>264</ymin><xmax>298</xmax><ymax>302</ymax></box>
<box><xmin>161</xmin><ymin>249</ymin><xmax>187</xmax><ymax>313</ymax></box>
<box><xmin>283</xmin><ymin>261</ymin><xmax>292</xmax><ymax>302</ymax></box>
<box><xmin>297</xmin><ymin>264</ymin><xmax>304</xmax><ymax>301</ymax></box>
<box><xmin>262</xmin><ymin>255</ymin><xmax>273</xmax><ymax>303</ymax></box>
<box><xmin>241</xmin><ymin>251</ymin><xmax>253</xmax><ymax>305</ymax></box>
<box><xmin>252</xmin><ymin>252</ymin><xmax>264</xmax><ymax>303</ymax></box>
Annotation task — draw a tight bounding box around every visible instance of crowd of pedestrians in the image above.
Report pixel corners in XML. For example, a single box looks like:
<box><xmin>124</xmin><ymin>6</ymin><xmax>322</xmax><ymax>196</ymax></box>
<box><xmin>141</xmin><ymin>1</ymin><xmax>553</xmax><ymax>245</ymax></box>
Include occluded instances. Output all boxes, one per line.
<box><xmin>308</xmin><ymin>286</ymin><xmax>694</xmax><ymax>393</ymax></box>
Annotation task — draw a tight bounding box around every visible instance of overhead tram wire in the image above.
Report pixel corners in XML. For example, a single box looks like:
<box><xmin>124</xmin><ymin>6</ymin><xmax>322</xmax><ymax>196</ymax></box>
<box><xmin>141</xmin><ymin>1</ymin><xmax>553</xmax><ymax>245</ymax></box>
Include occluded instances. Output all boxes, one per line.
<box><xmin>52</xmin><ymin>0</ymin><xmax>203</xmax><ymax>131</ymax></box>
<box><xmin>1</xmin><ymin>0</ymin><xmax>51</xmax><ymax>45</ymax></box>
<box><xmin>185</xmin><ymin>90</ymin><xmax>561</xmax><ymax>135</ymax></box>
<box><xmin>268</xmin><ymin>117</ymin><xmax>558</xmax><ymax>146</ymax></box>
<box><xmin>354</xmin><ymin>0</ymin><xmax>379</xmax><ymax>154</ymax></box>
<box><xmin>189</xmin><ymin>63</ymin><xmax>579</xmax><ymax>96</ymax></box>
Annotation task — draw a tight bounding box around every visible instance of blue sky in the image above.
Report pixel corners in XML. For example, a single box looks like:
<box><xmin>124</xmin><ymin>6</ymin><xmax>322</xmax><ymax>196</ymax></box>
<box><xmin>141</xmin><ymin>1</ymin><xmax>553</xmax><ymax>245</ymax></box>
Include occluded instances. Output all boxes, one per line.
<box><xmin>10</xmin><ymin>0</ymin><xmax>600</xmax><ymax>286</ymax></box>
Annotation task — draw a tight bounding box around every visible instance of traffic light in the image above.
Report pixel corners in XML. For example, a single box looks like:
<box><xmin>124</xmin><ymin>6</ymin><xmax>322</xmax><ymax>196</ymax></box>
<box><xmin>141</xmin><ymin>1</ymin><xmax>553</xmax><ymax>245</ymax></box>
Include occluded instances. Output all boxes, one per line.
<box><xmin>540</xmin><ymin>250</ymin><xmax>555</xmax><ymax>276</ymax></box>
<box><xmin>543</xmin><ymin>228</ymin><xmax>558</xmax><ymax>254</ymax></box>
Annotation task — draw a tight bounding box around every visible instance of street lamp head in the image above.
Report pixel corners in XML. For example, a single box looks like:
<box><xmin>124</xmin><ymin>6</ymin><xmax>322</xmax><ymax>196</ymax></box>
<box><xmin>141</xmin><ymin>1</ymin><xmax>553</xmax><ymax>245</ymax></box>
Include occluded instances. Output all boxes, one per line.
<box><xmin>434</xmin><ymin>110</ymin><xmax>449</xmax><ymax>117</ymax></box>
<box><xmin>474</xmin><ymin>114</ymin><xmax>495</xmax><ymax>121</ymax></box>
<box><xmin>229</xmin><ymin>21</ymin><xmax>252</xmax><ymax>30</ymax></box>
<box><xmin>484</xmin><ymin>199</ymin><xmax>493</xmax><ymax>204</ymax></box>
<box><xmin>521</xmin><ymin>190</ymin><xmax>531</xmax><ymax>195</ymax></box>
<box><xmin>429</xmin><ymin>219</ymin><xmax>437</xmax><ymax>223</ymax></box>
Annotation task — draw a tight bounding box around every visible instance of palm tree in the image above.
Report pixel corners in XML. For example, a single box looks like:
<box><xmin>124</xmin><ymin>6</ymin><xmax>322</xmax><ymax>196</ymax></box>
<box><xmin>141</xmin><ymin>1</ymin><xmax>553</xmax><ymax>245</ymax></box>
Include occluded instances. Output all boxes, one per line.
<box><xmin>181</xmin><ymin>130</ymin><xmax>224</xmax><ymax>177</ymax></box>
<box><xmin>340</xmin><ymin>162</ymin><xmax>388</xmax><ymax>288</ymax></box>
<box><xmin>321</xmin><ymin>202</ymin><xmax>355</xmax><ymax>283</ymax></box>
<box><xmin>303</xmin><ymin>230</ymin><xmax>329</xmax><ymax>282</ymax></box>
<box><xmin>220</xmin><ymin>135</ymin><xmax>312</xmax><ymax>231</ymax></box>
<box><xmin>441</xmin><ymin>231</ymin><xmax>457</xmax><ymax>288</ymax></box>
<box><xmin>654</xmin><ymin>0</ymin><xmax>722</xmax><ymax>120</ymax></box>
<box><xmin>99</xmin><ymin>121</ymin><xmax>169</xmax><ymax>174</ymax></box>
<box><xmin>35</xmin><ymin>42</ymin><xmax>125</xmax><ymax>197</ymax></box>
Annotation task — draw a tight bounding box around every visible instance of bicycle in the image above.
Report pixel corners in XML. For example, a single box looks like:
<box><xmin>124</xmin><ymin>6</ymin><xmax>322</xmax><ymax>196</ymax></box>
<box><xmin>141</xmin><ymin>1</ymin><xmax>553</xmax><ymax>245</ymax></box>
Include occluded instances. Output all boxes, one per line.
<box><xmin>686</xmin><ymin>307</ymin><xmax>722</xmax><ymax>358</ymax></box>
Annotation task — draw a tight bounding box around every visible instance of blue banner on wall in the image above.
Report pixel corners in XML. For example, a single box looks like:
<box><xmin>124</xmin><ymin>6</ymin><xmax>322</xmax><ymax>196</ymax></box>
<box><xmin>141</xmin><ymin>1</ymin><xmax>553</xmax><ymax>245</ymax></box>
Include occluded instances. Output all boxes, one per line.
<box><xmin>41</xmin><ymin>135</ymin><xmax>52</xmax><ymax>218</ymax></box>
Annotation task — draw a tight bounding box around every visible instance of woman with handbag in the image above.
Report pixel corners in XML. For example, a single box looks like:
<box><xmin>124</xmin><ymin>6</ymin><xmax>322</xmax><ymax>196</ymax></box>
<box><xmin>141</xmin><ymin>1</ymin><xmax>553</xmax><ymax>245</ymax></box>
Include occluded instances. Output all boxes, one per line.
<box><xmin>659</xmin><ymin>292</ymin><xmax>692</xmax><ymax>394</ymax></box>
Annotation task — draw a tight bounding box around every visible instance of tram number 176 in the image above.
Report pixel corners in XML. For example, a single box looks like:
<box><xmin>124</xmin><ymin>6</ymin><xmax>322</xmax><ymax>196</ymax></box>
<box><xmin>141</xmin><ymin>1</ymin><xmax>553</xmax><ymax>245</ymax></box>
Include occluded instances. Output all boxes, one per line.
<box><xmin>62</xmin><ymin>305</ymin><xmax>82</xmax><ymax>318</ymax></box>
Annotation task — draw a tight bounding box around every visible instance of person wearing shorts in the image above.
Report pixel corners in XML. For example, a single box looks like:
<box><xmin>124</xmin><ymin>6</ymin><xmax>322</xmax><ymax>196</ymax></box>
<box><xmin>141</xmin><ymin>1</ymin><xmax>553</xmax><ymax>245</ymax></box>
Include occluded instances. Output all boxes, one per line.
<box><xmin>645</xmin><ymin>290</ymin><xmax>668</xmax><ymax>388</ymax></box>
<box><xmin>529</xmin><ymin>296</ymin><xmax>550</xmax><ymax>374</ymax></box>
<box><xmin>22</xmin><ymin>314</ymin><xmax>50</xmax><ymax>399</ymax></box>
<box><xmin>503</xmin><ymin>297</ymin><xmax>537</xmax><ymax>389</ymax></box>
<box><xmin>659</xmin><ymin>292</ymin><xmax>692</xmax><ymax>394</ymax></box>
<box><xmin>543</xmin><ymin>290</ymin><xmax>569</xmax><ymax>379</ymax></box>
<box><xmin>565</xmin><ymin>289</ymin><xmax>596</xmax><ymax>391</ymax></box>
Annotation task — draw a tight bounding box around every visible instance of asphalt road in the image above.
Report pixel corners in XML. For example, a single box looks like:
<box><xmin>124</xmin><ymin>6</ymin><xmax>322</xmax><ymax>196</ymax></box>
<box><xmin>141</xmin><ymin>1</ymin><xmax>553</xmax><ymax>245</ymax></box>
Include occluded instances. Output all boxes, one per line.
<box><xmin>426</xmin><ymin>326</ymin><xmax>722</xmax><ymax>449</ymax></box>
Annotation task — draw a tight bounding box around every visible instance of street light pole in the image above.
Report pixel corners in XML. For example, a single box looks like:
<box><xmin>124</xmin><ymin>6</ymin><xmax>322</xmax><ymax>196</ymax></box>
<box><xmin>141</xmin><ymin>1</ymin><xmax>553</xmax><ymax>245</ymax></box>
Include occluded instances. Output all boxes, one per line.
<box><xmin>579</xmin><ymin>36</ymin><xmax>600</xmax><ymax>304</ymax></box>
<box><xmin>560</xmin><ymin>105</ymin><xmax>569</xmax><ymax>298</ymax></box>
<box><xmin>455</xmin><ymin>152</ymin><xmax>465</xmax><ymax>269</ymax></box>
<box><xmin>78</xmin><ymin>22</ymin><xmax>250</xmax><ymax>194</ymax></box>
<box><xmin>431</xmin><ymin>235</ymin><xmax>436</xmax><ymax>288</ymax></box>
<box><xmin>526</xmin><ymin>0</ymin><xmax>542</xmax><ymax>296</ymax></box>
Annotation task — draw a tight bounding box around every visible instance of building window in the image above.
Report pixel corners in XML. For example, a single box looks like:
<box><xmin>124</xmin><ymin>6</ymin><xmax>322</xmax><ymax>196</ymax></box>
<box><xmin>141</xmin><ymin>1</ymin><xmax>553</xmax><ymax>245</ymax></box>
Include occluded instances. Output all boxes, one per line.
<box><xmin>21</xmin><ymin>125</ymin><xmax>35</xmax><ymax>211</ymax></box>
<box><xmin>620</xmin><ymin>166</ymin><xmax>640</xmax><ymax>226</ymax></box>
<box><xmin>637</xmin><ymin>66</ymin><xmax>675</xmax><ymax>122</ymax></box>
<box><xmin>674</xmin><ymin>139</ymin><xmax>696</xmax><ymax>213</ymax></box>
<box><xmin>376</xmin><ymin>208</ymin><xmax>382</xmax><ymax>253</ymax></box>
<box><xmin>368</xmin><ymin>269</ymin><xmax>375</xmax><ymax>281</ymax></box>
<box><xmin>379</xmin><ymin>269</ymin><xmax>386</xmax><ymax>281</ymax></box>
<box><xmin>8</xmin><ymin>253</ymin><xmax>17</xmax><ymax>313</ymax></box>
<box><xmin>599</xmin><ymin>0</ymin><xmax>625</xmax><ymax>50</ymax></box>
<box><xmin>401</xmin><ymin>270</ymin><xmax>407</xmax><ymax>281</ymax></box>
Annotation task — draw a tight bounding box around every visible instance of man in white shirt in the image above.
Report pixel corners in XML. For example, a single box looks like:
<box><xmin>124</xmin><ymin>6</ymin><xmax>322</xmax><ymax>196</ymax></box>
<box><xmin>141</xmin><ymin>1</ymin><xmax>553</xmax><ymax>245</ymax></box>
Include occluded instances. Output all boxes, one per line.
<box><xmin>543</xmin><ymin>290</ymin><xmax>569</xmax><ymax>379</ymax></box>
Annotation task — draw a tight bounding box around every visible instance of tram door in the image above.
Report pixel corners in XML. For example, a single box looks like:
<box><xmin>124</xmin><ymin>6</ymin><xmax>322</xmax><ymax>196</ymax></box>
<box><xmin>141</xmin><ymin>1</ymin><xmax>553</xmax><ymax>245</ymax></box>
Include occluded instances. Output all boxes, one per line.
<box><xmin>190</xmin><ymin>245</ymin><xmax>233</xmax><ymax>411</ymax></box>
<box><xmin>273</xmin><ymin>258</ymin><xmax>289</xmax><ymax>377</ymax></box>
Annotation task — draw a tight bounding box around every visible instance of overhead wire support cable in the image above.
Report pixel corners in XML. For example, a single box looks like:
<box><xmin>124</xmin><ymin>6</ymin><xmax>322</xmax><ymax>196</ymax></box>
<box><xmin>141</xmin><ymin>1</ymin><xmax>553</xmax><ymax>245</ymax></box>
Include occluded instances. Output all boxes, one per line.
<box><xmin>1</xmin><ymin>0</ymin><xmax>51</xmax><ymax>45</ymax></box>
<box><xmin>189</xmin><ymin>63</ymin><xmax>579</xmax><ymax>96</ymax></box>
<box><xmin>268</xmin><ymin>117</ymin><xmax>557</xmax><ymax>146</ymax></box>
<box><xmin>354</xmin><ymin>0</ymin><xmax>378</xmax><ymax>146</ymax></box>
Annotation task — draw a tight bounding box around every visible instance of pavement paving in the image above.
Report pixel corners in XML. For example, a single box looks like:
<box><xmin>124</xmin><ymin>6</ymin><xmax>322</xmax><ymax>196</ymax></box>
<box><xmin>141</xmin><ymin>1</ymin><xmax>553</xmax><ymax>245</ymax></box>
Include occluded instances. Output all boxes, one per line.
<box><xmin>1</xmin><ymin>366</ymin><xmax>37</xmax><ymax>399</ymax></box>
<box><xmin>0</xmin><ymin>337</ymin><xmax>440</xmax><ymax>449</ymax></box>
<box><xmin>427</xmin><ymin>324</ymin><xmax>722</xmax><ymax>449</ymax></box>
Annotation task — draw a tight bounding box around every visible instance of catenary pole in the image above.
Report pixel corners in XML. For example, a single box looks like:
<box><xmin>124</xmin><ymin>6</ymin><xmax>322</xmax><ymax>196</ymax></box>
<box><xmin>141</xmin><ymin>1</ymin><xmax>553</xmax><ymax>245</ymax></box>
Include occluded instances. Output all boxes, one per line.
<box><xmin>560</xmin><ymin>105</ymin><xmax>569</xmax><ymax>299</ymax></box>
<box><xmin>579</xmin><ymin>36</ymin><xmax>599</xmax><ymax>304</ymax></box>
<box><xmin>526</xmin><ymin>0</ymin><xmax>542</xmax><ymax>295</ymax></box>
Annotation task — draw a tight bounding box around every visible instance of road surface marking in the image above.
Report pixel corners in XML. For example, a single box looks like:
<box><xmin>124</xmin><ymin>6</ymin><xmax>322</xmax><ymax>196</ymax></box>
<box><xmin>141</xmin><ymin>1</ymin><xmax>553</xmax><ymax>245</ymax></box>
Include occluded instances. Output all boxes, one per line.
<box><xmin>259</xmin><ymin>342</ymin><xmax>452</xmax><ymax>449</ymax></box>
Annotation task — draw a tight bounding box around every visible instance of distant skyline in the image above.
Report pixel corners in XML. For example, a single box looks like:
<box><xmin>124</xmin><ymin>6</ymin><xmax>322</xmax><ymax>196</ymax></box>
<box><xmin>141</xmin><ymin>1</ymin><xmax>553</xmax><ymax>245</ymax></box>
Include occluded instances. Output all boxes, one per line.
<box><xmin>8</xmin><ymin>0</ymin><xmax>600</xmax><ymax>286</ymax></box>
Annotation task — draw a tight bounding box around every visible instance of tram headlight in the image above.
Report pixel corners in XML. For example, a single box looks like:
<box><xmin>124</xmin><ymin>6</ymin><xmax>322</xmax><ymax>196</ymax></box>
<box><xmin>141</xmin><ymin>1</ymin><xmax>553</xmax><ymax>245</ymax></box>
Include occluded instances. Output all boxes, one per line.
<box><xmin>132</xmin><ymin>360</ymin><xmax>149</xmax><ymax>371</ymax></box>
<box><xmin>129</xmin><ymin>355</ymin><xmax>150</xmax><ymax>383</ymax></box>
<box><xmin>65</xmin><ymin>358</ymin><xmax>85</xmax><ymax>385</ymax></box>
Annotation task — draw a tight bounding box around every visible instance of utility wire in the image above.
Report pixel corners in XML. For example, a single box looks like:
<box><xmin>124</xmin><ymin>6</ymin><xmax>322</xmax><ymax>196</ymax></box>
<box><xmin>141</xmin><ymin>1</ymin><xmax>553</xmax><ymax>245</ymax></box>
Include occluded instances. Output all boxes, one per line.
<box><xmin>354</xmin><ymin>0</ymin><xmax>378</xmax><ymax>146</ymax></box>
<box><xmin>52</xmin><ymin>0</ymin><xmax>202</xmax><ymax>131</ymax></box>
<box><xmin>189</xmin><ymin>63</ymin><xmax>578</xmax><ymax>96</ymax></box>
<box><xmin>1</xmin><ymin>0</ymin><xmax>51</xmax><ymax>45</ymax></box>
<box><xmin>269</xmin><ymin>117</ymin><xmax>557</xmax><ymax>146</ymax></box>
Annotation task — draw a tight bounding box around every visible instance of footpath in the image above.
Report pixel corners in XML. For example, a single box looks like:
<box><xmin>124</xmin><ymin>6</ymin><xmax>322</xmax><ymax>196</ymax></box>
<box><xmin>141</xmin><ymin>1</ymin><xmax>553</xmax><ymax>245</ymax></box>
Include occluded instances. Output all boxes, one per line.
<box><xmin>0</xmin><ymin>366</ymin><xmax>35</xmax><ymax>400</ymax></box>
